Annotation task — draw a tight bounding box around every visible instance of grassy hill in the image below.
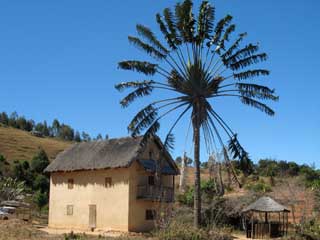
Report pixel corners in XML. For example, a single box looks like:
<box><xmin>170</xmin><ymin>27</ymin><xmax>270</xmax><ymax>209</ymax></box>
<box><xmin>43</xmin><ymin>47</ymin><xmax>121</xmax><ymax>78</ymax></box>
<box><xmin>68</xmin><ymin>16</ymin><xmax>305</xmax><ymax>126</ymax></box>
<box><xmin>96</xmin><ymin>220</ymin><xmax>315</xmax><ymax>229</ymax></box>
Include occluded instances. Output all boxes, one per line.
<box><xmin>0</xmin><ymin>125</ymin><xmax>72</xmax><ymax>161</ymax></box>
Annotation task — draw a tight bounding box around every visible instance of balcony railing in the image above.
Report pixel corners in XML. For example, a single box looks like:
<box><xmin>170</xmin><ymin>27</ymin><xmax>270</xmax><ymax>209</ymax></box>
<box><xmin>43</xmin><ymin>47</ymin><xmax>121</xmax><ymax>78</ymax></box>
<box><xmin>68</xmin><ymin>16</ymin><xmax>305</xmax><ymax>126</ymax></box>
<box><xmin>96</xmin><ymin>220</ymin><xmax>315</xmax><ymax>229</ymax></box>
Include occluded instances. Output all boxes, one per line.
<box><xmin>137</xmin><ymin>185</ymin><xmax>174</xmax><ymax>202</ymax></box>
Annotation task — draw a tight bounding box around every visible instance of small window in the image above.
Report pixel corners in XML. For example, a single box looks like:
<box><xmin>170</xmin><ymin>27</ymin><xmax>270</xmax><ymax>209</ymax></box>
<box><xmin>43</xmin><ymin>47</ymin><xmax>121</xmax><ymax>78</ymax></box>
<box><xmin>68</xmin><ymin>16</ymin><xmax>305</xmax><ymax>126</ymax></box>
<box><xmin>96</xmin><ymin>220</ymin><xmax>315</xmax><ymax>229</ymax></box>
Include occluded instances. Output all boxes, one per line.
<box><xmin>67</xmin><ymin>205</ymin><xmax>73</xmax><ymax>216</ymax></box>
<box><xmin>105</xmin><ymin>177</ymin><xmax>112</xmax><ymax>187</ymax></box>
<box><xmin>148</xmin><ymin>175</ymin><xmax>155</xmax><ymax>186</ymax></box>
<box><xmin>149</xmin><ymin>151</ymin><xmax>153</xmax><ymax>159</ymax></box>
<box><xmin>68</xmin><ymin>179</ymin><xmax>74</xmax><ymax>189</ymax></box>
<box><xmin>146</xmin><ymin>209</ymin><xmax>156</xmax><ymax>220</ymax></box>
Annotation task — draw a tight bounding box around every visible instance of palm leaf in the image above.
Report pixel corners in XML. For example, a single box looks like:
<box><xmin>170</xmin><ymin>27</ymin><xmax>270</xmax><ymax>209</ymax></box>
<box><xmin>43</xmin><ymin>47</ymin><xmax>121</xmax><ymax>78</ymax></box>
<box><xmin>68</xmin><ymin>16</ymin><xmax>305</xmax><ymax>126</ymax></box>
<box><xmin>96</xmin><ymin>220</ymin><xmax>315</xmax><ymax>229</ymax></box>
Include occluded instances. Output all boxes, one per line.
<box><xmin>207</xmin><ymin>14</ymin><xmax>233</xmax><ymax>47</ymax></box>
<box><xmin>220</xmin><ymin>32</ymin><xmax>247</xmax><ymax>59</ymax></box>
<box><xmin>156</xmin><ymin>13</ymin><xmax>177</xmax><ymax>50</ymax></box>
<box><xmin>129</xmin><ymin>104</ymin><xmax>158</xmax><ymax>136</ymax></box>
<box><xmin>118</xmin><ymin>60</ymin><xmax>157</xmax><ymax>75</ymax></box>
<box><xmin>229</xmin><ymin>53</ymin><xmax>267</xmax><ymax>70</ymax></box>
<box><xmin>175</xmin><ymin>0</ymin><xmax>195</xmax><ymax>43</ymax></box>
<box><xmin>223</xmin><ymin>44</ymin><xmax>260</xmax><ymax>65</ymax></box>
<box><xmin>234</xmin><ymin>69</ymin><xmax>269</xmax><ymax>80</ymax></box>
<box><xmin>240</xmin><ymin>96</ymin><xmax>275</xmax><ymax>115</ymax></box>
<box><xmin>237</xmin><ymin>83</ymin><xmax>279</xmax><ymax>101</ymax></box>
<box><xmin>115</xmin><ymin>80</ymin><xmax>154</xmax><ymax>92</ymax></box>
<box><xmin>197</xmin><ymin>1</ymin><xmax>215</xmax><ymax>43</ymax></box>
<box><xmin>120</xmin><ymin>85</ymin><xmax>153</xmax><ymax>108</ymax></box>
<box><xmin>163</xmin><ymin>8</ymin><xmax>181</xmax><ymax>46</ymax></box>
<box><xmin>136</xmin><ymin>24</ymin><xmax>169</xmax><ymax>54</ymax></box>
<box><xmin>128</xmin><ymin>36</ymin><xmax>166</xmax><ymax>59</ymax></box>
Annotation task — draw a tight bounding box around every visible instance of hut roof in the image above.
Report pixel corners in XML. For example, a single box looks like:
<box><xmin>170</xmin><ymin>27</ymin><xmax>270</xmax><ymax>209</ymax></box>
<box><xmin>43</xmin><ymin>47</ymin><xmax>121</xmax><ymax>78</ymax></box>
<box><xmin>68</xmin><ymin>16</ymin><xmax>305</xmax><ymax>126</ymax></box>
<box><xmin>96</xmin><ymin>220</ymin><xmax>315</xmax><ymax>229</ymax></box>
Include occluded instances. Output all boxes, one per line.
<box><xmin>44</xmin><ymin>136</ymin><xmax>179</xmax><ymax>174</ymax></box>
<box><xmin>242</xmin><ymin>197</ymin><xmax>290</xmax><ymax>213</ymax></box>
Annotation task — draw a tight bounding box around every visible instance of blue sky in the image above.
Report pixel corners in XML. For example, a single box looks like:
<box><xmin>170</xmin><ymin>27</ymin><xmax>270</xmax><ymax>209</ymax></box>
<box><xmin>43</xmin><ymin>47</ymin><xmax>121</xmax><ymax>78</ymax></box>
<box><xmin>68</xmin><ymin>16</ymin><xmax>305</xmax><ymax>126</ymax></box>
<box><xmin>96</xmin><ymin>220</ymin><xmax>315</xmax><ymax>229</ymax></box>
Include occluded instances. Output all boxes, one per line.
<box><xmin>0</xmin><ymin>0</ymin><xmax>319</xmax><ymax>167</ymax></box>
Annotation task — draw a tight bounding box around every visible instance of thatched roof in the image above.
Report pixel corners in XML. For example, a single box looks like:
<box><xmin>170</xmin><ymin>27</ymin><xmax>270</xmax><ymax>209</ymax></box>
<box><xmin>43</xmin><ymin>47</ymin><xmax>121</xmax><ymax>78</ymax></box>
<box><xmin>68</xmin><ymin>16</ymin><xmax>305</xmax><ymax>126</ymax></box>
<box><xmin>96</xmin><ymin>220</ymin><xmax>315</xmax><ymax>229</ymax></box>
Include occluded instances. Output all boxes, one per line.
<box><xmin>242</xmin><ymin>196</ymin><xmax>290</xmax><ymax>213</ymax></box>
<box><xmin>44</xmin><ymin>136</ymin><xmax>179</xmax><ymax>174</ymax></box>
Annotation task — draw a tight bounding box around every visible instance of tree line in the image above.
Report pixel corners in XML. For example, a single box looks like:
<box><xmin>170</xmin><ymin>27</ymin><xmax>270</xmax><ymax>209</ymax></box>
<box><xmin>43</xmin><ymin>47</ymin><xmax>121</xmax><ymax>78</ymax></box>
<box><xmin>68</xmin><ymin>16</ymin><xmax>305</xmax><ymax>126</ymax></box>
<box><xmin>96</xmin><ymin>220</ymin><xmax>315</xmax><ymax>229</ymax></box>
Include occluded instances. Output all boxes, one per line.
<box><xmin>0</xmin><ymin>111</ymin><xmax>108</xmax><ymax>142</ymax></box>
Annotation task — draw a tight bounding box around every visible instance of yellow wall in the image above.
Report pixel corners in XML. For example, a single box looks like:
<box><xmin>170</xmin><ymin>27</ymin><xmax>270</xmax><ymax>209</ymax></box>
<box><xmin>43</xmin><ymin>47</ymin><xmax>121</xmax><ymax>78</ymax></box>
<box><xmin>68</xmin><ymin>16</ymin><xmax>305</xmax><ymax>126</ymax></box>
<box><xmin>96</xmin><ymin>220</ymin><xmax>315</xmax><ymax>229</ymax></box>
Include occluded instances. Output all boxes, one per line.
<box><xmin>128</xmin><ymin>142</ymin><xmax>174</xmax><ymax>232</ymax></box>
<box><xmin>48</xmin><ymin>140</ymin><xmax>175</xmax><ymax>232</ymax></box>
<box><xmin>48</xmin><ymin>168</ymin><xmax>130</xmax><ymax>231</ymax></box>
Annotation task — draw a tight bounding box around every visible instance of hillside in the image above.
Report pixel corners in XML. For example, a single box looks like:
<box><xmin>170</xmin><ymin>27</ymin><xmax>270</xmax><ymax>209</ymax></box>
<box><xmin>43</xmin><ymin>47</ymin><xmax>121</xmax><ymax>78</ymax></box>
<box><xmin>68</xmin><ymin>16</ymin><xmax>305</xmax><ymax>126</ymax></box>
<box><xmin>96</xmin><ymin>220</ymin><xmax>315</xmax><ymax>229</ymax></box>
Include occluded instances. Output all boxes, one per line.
<box><xmin>0</xmin><ymin>126</ymin><xmax>72</xmax><ymax>161</ymax></box>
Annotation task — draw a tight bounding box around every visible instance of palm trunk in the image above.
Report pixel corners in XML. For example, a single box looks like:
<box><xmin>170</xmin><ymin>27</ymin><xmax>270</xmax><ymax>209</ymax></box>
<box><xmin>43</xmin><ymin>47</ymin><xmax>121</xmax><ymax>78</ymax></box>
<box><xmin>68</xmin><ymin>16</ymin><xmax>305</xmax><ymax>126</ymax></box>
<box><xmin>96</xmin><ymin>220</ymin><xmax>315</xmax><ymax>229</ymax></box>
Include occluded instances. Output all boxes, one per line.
<box><xmin>179</xmin><ymin>152</ymin><xmax>187</xmax><ymax>193</ymax></box>
<box><xmin>193</xmin><ymin>122</ymin><xmax>201</xmax><ymax>228</ymax></box>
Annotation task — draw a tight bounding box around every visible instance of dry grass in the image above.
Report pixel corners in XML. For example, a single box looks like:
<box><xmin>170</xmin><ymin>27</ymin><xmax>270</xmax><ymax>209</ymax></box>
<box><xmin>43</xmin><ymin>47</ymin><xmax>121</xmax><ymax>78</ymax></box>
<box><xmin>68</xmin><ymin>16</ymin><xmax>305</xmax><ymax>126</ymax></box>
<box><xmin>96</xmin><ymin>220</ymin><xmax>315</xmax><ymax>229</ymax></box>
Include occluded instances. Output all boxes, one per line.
<box><xmin>0</xmin><ymin>219</ymin><xmax>149</xmax><ymax>240</ymax></box>
<box><xmin>0</xmin><ymin>126</ymin><xmax>72</xmax><ymax>161</ymax></box>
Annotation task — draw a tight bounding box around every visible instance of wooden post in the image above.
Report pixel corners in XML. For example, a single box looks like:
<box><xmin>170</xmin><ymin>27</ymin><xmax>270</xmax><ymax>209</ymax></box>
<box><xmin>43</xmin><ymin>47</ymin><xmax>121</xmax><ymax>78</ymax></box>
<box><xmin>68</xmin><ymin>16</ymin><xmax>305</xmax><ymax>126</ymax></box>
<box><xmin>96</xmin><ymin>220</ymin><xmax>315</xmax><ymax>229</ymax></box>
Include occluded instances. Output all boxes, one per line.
<box><xmin>252</xmin><ymin>212</ymin><xmax>254</xmax><ymax>239</ymax></box>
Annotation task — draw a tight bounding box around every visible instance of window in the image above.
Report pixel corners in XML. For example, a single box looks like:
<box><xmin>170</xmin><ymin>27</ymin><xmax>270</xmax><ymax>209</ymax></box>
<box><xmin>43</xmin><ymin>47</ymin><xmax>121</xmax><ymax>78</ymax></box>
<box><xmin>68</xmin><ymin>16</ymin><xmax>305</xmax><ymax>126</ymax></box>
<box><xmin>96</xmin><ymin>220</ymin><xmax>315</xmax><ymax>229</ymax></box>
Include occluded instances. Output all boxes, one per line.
<box><xmin>105</xmin><ymin>177</ymin><xmax>112</xmax><ymax>187</ymax></box>
<box><xmin>149</xmin><ymin>151</ymin><xmax>153</xmax><ymax>159</ymax></box>
<box><xmin>145</xmin><ymin>209</ymin><xmax>156</xmax><ymax>220</ymax></box>
<box><xmin>148</xmin><ymin>175</ymin><xmax>155</xmax><ymax>186</ymax></box>
<box><xmin>68</xmin><ymin>179</ymin><xmax>74</xmax><ymax>189</ymax></box>
<box><xmin>67</xmin><ymin>205</ymin><xmax>73</xmax><ymax>216</ymax></box>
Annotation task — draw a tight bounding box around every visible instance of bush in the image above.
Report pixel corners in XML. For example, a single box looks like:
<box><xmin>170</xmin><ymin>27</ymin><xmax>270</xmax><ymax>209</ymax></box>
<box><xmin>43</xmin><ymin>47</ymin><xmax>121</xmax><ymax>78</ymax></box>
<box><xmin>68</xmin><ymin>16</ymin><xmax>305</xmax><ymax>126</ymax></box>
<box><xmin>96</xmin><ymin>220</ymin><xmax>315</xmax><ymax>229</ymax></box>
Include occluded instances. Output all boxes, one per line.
<box><xmin>155</xmin><ymin>221</ymin><xmax>232</xmax><ymax>240</ymax></box>
<box><xmin>245</xmin><ymin>180</ymin><xmax>272</xmax><ymax>193</ymax></box>
<box><xmin>177</xmin><ymin>180</ymin><xmax>218</xmax><ymax>207</ymax></box>
<box><xmin>33</xmin><ymin>190</ymin><xmax>48</xmax><ymax>211</ymax></box>
<box><xmin>31</xmin><ymin>149</ymin><xmax>49</xmax><ymax>174</ymax></box>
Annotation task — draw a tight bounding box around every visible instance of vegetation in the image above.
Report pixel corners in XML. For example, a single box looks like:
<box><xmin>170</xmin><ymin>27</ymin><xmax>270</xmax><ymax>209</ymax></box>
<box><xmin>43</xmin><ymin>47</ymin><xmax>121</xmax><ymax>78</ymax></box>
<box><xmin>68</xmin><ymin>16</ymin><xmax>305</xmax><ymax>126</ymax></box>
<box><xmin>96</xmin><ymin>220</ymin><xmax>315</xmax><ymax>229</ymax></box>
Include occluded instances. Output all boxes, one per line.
<box><xmin>0</xmin><ymin>111</ymin><xmax>107</xmax><ymax>142</ymax></box>
<box><xmin>0</xmin><ymin>177</ymin><xmax>25</xmax><ymax>201</ymax></box>
<box><xmin>116</xmin><ymin>0</ymin><xmax>277</xmax><ymax>227</ymax></box>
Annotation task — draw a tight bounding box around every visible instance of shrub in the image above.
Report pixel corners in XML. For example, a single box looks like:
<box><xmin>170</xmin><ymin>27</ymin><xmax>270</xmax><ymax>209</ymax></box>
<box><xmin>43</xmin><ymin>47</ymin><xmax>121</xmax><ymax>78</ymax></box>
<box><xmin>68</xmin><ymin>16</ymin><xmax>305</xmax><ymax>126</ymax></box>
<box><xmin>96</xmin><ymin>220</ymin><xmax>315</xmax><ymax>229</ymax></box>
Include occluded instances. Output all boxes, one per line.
<box><xmin>245</xmin><ymin>181</ymin><xmax>272</xmax><ymax>193</ymax></box>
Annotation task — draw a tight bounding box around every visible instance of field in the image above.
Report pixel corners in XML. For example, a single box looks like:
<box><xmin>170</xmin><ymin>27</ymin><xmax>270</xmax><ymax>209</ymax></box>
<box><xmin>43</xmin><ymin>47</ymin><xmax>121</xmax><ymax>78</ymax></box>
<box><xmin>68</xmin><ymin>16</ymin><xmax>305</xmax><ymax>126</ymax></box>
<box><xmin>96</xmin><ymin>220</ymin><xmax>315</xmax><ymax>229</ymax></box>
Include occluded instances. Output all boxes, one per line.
<box><xmin>0</xmin><ymin>126</ymin><xmax>72</xmax><ymax>161</ymax></box>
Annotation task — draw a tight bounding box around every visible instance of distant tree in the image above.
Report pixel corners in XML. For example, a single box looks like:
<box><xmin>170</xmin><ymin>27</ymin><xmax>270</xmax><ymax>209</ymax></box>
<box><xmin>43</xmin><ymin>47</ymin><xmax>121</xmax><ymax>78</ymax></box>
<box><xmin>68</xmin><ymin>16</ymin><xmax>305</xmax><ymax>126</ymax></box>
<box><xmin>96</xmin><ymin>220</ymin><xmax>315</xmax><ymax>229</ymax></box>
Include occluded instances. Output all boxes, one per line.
<box><xmin>26</xmin><ymin>120</ymin><xmax>35</xmax><ymax>131</ymax></box>
<box><xmin>34</xmin><ymin>174</ymin><xmax>49</xmax><ymax>193</ymax></box>
<box><xmin>0</xmin><ymin>112</ymin><xmax>9</xmax><ymax>125</ymax></box>
<box><xmin>52</xmin><ymin>119</ymin><xmax>60</xmax><ymax>137</ymax></box>
<box><xmin>81</xmin><ymin>131</ymin><xmax>91</xmax><ymax>142</ymax></box>
<box><xmin>8</xmin><ymin>111</ymin><xmax>18</xmax><ymax>127</ymax></box>
<box><xmin>33</xmin><ymin>190</ymin><xmax>48</xmax><ymax>212</ymax></box>
<box><xmin>31</xmin><ymin>149</ymin><xmax>50</xmax><ymax>174</ymax></box>
<box><xmin>175</xmin><ymin>156</ymin><xmax>193</xmax><ymax>166</ymax></box>
<box><xmin>105</xmin><ymin>134</ymin><xmax>109</xmax><ymax>140</ymax></box>
<box><xmin>96</xmin><ymin>134</ymin><xmax>103</xmax><ymax>140</ymax></box>
<box><xmin>201</xmin><ymin>161</ymin><xmax>209</xmax><ymax>169</ymax></box>
<box><xmin>42</xmin><ymin>121</ymin><xmax>50</xmax><ymax>136</ymax></box>
<box><xmin>13</xmin><ymin>160</ymin><xmax>34</xmax><ymax>186</ymax></box>
<box><xmin>74</xmin><ymin>131</ymin><xmax>81</xmax><ymax>142</ymax></box>
<box><xmin>35</xmin><ymin>122</ymin><xmax>44</xmax><ymax>133</ymax></box>
<box><xmin>59</xmin><ymin>124</ymin><xmax>74</xmax><ymax>141</ymax></box>
<box><xmin>16</xmin><ymin>116</ymin><xmax>27</xmax><ymax>130</ymax></box>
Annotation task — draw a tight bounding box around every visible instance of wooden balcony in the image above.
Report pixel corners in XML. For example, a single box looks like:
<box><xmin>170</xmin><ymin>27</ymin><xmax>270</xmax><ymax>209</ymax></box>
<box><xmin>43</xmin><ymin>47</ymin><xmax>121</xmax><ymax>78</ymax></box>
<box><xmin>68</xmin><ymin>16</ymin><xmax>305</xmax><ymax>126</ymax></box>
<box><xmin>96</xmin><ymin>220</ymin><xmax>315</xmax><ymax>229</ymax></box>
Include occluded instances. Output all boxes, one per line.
<box><xmin>137</xmin><ymin>185</ymin><xmax>174</xmax><ymax>202</ymax></box>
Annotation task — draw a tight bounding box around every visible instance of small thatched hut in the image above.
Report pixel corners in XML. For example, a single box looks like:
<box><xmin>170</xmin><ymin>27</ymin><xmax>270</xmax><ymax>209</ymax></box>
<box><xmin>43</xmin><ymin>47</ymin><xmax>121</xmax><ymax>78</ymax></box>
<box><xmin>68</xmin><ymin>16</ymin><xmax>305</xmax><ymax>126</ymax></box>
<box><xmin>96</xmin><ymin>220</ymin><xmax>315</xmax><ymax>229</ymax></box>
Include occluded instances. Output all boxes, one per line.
<box><xmin>242</xmin><ymin>196</ymin><xmax>290</xmax><ymax>239</ymax></box>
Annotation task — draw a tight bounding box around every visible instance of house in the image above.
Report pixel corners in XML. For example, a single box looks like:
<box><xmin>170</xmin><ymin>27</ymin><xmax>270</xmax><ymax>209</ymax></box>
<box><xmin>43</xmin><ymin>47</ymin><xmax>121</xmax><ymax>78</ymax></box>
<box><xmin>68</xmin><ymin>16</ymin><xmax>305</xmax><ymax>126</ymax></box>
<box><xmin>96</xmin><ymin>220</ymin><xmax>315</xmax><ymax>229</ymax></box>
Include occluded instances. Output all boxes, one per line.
<box><xmin>44</xmin><ymin>136</ymin><xmax>179</xmax><ymax>232</ymax></box>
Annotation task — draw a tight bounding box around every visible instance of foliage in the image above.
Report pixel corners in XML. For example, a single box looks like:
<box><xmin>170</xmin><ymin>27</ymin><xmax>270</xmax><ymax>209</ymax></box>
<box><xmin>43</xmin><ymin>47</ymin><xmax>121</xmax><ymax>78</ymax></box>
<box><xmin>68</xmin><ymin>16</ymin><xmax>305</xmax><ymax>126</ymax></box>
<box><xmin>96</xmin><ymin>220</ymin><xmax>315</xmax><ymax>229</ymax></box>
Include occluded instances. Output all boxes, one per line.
<box><xmin>0</xmin><ymin>110</ymin><xmax>107</xmax><ymax>142</ymax></box>
<box><xmin>245</xmin><ymin>180</ymin><xmax>272</xmax><ymax>193</ymax></box>
<box><xmin>0</xmin><ymin>177</ymin><xmax>25</xmax><ymax>201</ymax></box>
<box><xmin>30</xmin><ymin>148</ymin><xmax>50</xmax><ymax>174</ymax></box>
<box><xmin>154</xmin><ymin>221</ymin><xmax>232</xmax><ymax>240</ymax></box>
<box><xmin>33</xmin><ymin>190</ymin><xmax>48</xmax><ymax>211</ymax></box>
<box><xmin>175</xmin><ymin>156</ymin><xmax>193</xmax><ymax>166</ymax></box>
<box><xmin>34</xmin><ymin>174</ymin><xmax>49</xmax><ymax>193</ymax></box>
<box><xmin>178</xmin><ymin>179</ymin><xmax>218</xmax><ymax>207</ymax></box>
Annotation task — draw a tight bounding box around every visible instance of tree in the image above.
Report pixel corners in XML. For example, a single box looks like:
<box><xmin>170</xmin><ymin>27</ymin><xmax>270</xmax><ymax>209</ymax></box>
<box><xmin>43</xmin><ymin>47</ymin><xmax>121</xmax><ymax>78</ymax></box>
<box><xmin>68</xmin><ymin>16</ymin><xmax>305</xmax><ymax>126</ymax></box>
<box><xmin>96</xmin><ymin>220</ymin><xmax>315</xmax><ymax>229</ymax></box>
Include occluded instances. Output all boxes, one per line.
<box><xmin>96</xmin><ymin>133</ymin><xmax>103</xmax><ymax>140</ymax></box>
<box><xmin>0</xmin><ymin>112</ymin><xmax>9</xmax><ymax>125</ymax></box>
<box><xmin>115</xmin><ymin>0</ymin><xmax>277</xmax><ymax>227</ymax></box>
<box><xmin>52</xmin><ymin>119</ymin><xmax>60</xmax><ymax>137</ymax></box>
<box><xmin>33</xmin><ymin>190</ymin><xmax>48</xmax><ymax>212</ymax></box>
<box><xmin>31</xmin><ymin>149</ymin><xmax>50</xmax><ymax>174</ymax></box>
<box><xmin>81</xmin><ymin>131</ymin><xmax>91</xmax><ymax>142</ymax></box>
<box><xmin>74</xmin><ymin>131</ymin><xmax>81</xmax><ymax>142</ymax></box>
<box><xmin>34</xmin><ymin>174</ymin><xmax>49</xmax><ymax>193</ymax></box>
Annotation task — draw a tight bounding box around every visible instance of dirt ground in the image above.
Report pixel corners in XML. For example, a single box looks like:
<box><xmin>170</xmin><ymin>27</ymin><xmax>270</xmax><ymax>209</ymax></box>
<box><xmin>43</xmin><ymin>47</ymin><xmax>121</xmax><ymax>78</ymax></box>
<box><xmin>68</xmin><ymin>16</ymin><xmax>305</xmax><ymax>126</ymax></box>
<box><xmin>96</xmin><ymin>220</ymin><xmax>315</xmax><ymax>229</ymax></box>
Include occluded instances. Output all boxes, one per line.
<box><xmin>0</xmin><ymin>219</ymin><xmax>148</xmax><ymax>240</ymax></box>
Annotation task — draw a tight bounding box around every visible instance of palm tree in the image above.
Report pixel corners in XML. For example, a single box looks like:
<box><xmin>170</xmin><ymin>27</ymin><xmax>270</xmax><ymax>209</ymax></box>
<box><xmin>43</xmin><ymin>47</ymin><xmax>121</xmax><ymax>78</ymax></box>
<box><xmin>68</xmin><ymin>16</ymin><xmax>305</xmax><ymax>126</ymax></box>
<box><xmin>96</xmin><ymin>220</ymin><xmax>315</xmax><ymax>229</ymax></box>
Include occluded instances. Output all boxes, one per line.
<box><xmin>115</xmin><ymin>0</ymin><xmax>278</xmax><ymax>228</ymax></box>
